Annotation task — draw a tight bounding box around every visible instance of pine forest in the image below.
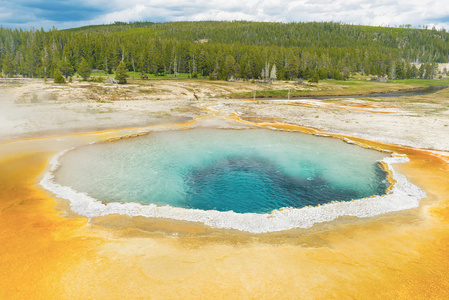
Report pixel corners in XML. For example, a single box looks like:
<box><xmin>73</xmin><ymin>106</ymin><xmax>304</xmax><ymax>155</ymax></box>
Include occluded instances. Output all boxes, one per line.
<box><xmin>1</xmin><ymin>21</ymin><xmax>448</xmax><ymax>81</ymax></box>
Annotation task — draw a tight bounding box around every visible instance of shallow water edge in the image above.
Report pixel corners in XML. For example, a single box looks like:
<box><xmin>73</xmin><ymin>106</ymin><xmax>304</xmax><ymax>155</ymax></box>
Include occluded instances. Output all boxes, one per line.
<box><xmin>39</xmin><ymin>127</ymin><xmax>427</xmax><ymax>234</ymax></box>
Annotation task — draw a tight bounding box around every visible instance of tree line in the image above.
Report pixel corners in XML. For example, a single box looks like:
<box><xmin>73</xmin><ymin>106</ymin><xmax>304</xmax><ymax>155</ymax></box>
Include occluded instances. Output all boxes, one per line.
<box><xmin>0</xmin><ymin>21</ymin><xmax>447</xmax><ymax>81</ymax></box>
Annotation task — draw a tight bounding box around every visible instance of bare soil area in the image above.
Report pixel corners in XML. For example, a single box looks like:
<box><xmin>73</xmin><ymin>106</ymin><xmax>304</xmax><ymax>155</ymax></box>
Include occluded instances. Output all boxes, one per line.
<box><xmin>1</xmin><ymin>78</ymin><xmax>448</xmax><ymax>153</ymax></box>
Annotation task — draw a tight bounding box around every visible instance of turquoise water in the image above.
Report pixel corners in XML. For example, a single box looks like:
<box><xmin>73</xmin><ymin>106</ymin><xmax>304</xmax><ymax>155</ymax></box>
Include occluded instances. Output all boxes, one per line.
<box><xmin>54</xmin><ymin>129</ymin><xmax>389</xmax><ymax>214</ymax></box>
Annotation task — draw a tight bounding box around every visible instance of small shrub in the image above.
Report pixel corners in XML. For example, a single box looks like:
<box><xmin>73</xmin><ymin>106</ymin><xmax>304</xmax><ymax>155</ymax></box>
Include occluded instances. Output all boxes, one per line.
<box><xmin>93</xmin><ymin>76</ymin><xmax>104</xmax><ymax>83</ymax></box>
<box><xmin>115</xmin><ymin>61</ymin><xmax>129</xmax><ymax>84</ymax></box>
<box><xmin>53</xmin><ymin>69</ymin><xmax>65</xmax><ymax>83</ymax></box>
<box><xmin>309</xmin><ymin>73</ymin><xmax>319</xmax><ymax>83</ymax></box>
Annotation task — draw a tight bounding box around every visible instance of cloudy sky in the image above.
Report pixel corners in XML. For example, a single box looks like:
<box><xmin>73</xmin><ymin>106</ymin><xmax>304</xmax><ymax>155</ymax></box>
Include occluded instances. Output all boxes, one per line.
<box><xmin>0</xmin><ymin>0</ymin><xmax>448</xmax><ymax>30</ymax></box>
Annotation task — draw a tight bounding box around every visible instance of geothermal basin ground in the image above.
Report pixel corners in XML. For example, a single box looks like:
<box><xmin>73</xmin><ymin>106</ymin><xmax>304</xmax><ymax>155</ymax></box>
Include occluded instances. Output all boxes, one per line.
<box><xmin>1</xmin><ymin>78</ymin><xmax>449</xmax><ymax>299</ymax></box>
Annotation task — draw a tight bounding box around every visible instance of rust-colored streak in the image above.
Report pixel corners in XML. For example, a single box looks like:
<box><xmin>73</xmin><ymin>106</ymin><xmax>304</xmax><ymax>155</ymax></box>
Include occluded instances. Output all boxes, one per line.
<box><xmin>1</xmin><ymin>116</ymin><xmax>449</xmax><ymax>299</ymax></box>
<box><xmin>0</xmin><ymin>152</ymin><xmax>102</xmax><ymax>299</ymax></box>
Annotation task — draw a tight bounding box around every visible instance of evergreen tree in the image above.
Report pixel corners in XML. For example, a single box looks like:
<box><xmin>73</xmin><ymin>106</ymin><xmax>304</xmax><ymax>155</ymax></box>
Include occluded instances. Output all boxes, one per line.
<box><xmin>395</xmin><ymin>63</ymin><xmax>405</xmax><ymax>79</ymax></box>
<box><xmin>115</xmin><ymin>60</ymin><xmax>129</xmax><ymax>84</ymax></box>
<box><xmin>225</xmin><ymin>55</ymin><xmax>236</xmax><ymax>79</ymax></box>
<box><xmin>77</xmin><ymin>58</ymin><xmax>90</xmax><ymax>81</ymax></box>
<box><xmin>53</xmin><ymin>69</ymin><xmax>65</xmax><ymax>83</ymax></box>
<box><xmin>418</xmin><ymin>64</ymin><xmax>425</xmax><ymax>78</ymax></box>
<box><xmin>410</xmin><ymin>65</ymin><xmax>419</xmax><ymax>78</ymax></box>
<box><xmin>309</xmin><ymin>72</ymin><xmax>319</xmax><ymax>83</ymax></box>
<box><xmin>318</xmin><ymin>67</ymin><xmax>329</xmax><ymax>80</ymax></box>
<box><xmin>3</xmin><ymin>51</ymin><xmax>15</xmax><ymax>77</ymax></box>
<box><xmin>285</xmin><ymin>55</ymin><xmax>299</xmax><ymax>80</ymax></box>
<box><xmin>424</xmin><ymin>63</ymin><xmax>436</xmax><ymax>79</ymax></box>
<box><xmin>217</xmin><ymin>58</ymin><xmax>227</xmax><ymax>80</ymax></box>
<box><xmin>2</xmin><ymin>21</ymin><xmax>449</xmax><ymax>80</ymax></box>
<box><xmin>331</xmin><ymin>69</ymin><xmax>343</xmax><ymax>80</ymax></box>
<box><xmin>60</xmin><ymin>58</ymin><xmax>74</xmax><ymax>78</ymax></box>
<box><xmin>304</xmin><ymin>66</ymin><xmax>314</xmax><ymax>79</ymax></box>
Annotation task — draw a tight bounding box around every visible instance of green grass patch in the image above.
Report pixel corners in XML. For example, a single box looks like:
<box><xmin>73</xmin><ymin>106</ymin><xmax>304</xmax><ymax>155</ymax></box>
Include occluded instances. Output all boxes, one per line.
<box><xmin>389</xmin><ymin>78</ymin><xmax>449</xmax><ymax>86</ymax></box>
<box><xmin>331</xmin><ymin>80</ymin><xmax>360</xmax><ymax>85</ymax></box>
<box><xmin>230</xmin><ymin>79</ymin><xmax>445</xmax><ymax>99</ymax></box>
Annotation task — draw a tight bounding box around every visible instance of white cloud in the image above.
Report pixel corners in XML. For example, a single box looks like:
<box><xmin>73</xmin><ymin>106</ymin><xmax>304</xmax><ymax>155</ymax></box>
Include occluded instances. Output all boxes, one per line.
<box><xmin>0</xmin><ymin>0</ymin><xmax>449</xmax><ymax>30</ymax></box>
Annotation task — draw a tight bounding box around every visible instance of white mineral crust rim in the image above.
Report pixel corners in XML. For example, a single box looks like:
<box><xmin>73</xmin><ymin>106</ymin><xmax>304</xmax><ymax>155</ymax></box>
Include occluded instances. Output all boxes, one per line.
<box><xmin>40</xmin><ymin>149</ymin><xmax>427</xmax><ymax>233</ymax></box>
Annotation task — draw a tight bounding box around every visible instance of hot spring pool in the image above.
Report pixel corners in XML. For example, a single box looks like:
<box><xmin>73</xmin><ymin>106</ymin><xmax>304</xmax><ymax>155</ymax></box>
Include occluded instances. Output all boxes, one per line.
<box><xmin>42</xmin><ymin>128</ymin><xmax>426</xmax><ymax>233</ymax></box>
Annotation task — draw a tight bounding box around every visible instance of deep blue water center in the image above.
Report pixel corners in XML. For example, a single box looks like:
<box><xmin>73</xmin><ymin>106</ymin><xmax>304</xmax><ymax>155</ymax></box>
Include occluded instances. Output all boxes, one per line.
<box><xmin>55</xmin><ymin>129</ymin><xmax>389</xmax><ymax>214</ymax></box>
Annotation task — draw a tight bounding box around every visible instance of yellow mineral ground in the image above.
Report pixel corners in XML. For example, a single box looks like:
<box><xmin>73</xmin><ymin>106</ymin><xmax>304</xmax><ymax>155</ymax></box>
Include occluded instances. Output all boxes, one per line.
<box><xmin>1</xmin><ymin>117</ymin><xmax>449</xmax><ymax>299</ymax></box>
